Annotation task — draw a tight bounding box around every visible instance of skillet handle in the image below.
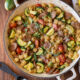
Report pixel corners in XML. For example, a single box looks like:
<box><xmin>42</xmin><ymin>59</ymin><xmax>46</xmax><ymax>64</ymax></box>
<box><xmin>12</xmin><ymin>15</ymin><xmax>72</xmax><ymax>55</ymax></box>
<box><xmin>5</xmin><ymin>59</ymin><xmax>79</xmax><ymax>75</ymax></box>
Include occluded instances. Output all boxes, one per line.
<box><xmin>56</xmin><ymin>67</ymin><xmax>77</xmax><ymax>80</ymax></box>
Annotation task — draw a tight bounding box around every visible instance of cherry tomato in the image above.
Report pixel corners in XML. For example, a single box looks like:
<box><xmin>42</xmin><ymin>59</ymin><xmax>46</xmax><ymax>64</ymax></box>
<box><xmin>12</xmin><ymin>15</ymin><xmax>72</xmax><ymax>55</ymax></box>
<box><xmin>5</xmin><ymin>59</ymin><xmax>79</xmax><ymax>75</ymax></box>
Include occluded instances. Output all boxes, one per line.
<box><xmin>30</xmin><ymin>14</ymin><xmax>34</xmax><ymax>18</ymax></box>
<box><xmin>10</xmin><ymin>22</ymin><xmax>17</xmax><ymax>28</ymax></box>
<box><xmin>46</xmin><ymin>67</ymin><xmax>51</xmax><ymax>73</ymax></box>
<box><xmin>69</xmin><ymin>36</ymin><xmax>74</xmax><ymax>40</ymax></box>
<box><xmin>58</xmin><ymin>44</ymin><xmax>64</xmax><ymax>52</ymax></box>
<box><xmin>59</xmin><ymin>54</ymin><xmax>66</xmax><ymax>64</ymax></box>
<box><xmin>38</xmin><ymin>19</ymin><xmax>45</xmax><ymax>25</ymax></box>
<box><xmin>35</xmin><ymin>40</ymin><xmax>39</xmax><ymax>48</ymax></box>
<box><xmin>53</xmin><ymin>24</ymin><xmax>58</xmax><ymax>31</ymax></box>
<box><xmin>16</xmin><ymin>47</ymin><xmax>22</xmax><ymax>54</ymax></box>
<box><xmin>36</xmin><ymin>4</ymin><xmax>42</xmax><ymax>7</ymax></box>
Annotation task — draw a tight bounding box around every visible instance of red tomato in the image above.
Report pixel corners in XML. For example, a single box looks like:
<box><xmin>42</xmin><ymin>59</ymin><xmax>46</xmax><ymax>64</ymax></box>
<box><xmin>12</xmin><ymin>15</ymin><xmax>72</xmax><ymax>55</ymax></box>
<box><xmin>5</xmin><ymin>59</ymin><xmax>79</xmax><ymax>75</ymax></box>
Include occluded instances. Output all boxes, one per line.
<box><xmin>35</xmin><ymin>40</ymin><xmax>39</xmax><ymax>48</ymax></box>
<box><xmin>58</xmin><ymin>44</ymin><xmax>64</xmax><ymax>52</ymax></box>
<box><xmin>30</xmin><ymin>14</ymin><xmax>34</xmax><ymax>18</ymax></box>
<box><xmin>10</xmin><ymin>22</ymin><xmax>17</xmax><ymax>28</ymax></box>
<box><xmin>36</xmin><ymin>4</ymin><xmax>42</xmax><ymax>7</ymax></box>
<box><xmin>38</xmin><ymin>19</ymin><xmax>45</xmax><ymax>25</ymax></box>
<box><xmin>53</xmin><ymin>24</ymin><xmax>58</xmax><ymax>31</ymax></box>
<box><xmin>69</xmin><ymin>36</ymin><xmax>74</xmax><ymax>40</ymax></box>
<box><xmin>59</xmin><ymin>54</ymin><xmax>66</xmax><ymax>64</ymax></box>
<box><xmin>46</xmin><ymin>67</ymin><xmax>51</xmax><ymax>73</ymax></box>
<box><xmin>16</xmin><ymin>47</ymin><xmax>22</xmax><ymax>54</ymax></box>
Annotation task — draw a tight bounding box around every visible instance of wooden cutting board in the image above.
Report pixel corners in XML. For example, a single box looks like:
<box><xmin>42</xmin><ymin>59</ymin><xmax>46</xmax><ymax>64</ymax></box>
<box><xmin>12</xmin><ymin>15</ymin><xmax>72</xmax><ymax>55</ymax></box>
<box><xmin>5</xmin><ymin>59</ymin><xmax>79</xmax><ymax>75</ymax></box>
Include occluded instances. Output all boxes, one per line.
<box><xmin>0</xmin><ymin>0</ymin><xmax>80</xmax><ymax>80</ymax></box>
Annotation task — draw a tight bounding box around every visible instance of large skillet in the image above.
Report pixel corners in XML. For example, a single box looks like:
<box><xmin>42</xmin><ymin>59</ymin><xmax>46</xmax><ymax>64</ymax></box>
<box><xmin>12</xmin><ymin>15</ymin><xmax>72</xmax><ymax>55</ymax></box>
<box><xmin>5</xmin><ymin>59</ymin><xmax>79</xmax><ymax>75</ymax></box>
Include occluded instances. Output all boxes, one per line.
<box><xmin>3</xmin><ymin>0</ymin><xmax>80</xmax><ymax>80</ymax></box>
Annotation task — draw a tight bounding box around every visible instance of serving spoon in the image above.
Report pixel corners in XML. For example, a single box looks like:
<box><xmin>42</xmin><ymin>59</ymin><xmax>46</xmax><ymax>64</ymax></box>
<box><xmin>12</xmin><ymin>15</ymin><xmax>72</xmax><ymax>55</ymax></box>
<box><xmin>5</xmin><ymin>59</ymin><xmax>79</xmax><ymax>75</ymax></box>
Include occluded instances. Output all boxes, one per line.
<box><xmin>0</xmin><ymin>62</ymin><xmax>28</xmax><ymax>80</ymax></box>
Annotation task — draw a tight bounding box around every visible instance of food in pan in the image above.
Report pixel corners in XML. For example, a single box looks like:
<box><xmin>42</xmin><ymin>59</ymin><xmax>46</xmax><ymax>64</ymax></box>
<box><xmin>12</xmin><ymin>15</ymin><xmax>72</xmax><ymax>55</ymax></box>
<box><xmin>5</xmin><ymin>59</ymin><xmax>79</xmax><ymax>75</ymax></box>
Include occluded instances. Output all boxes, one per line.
<box><xmin>8</xmin><ymin>3</ymin><xmax>80</xmax><ymax>74</ymax></box>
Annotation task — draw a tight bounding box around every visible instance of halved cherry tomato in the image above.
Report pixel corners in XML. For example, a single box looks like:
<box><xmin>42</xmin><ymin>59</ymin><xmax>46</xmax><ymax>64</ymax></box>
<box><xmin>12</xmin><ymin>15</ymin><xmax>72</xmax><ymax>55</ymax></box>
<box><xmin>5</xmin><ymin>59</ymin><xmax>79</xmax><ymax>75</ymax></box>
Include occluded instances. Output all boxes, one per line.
<box><xmin>10</xmin><ymin>22</ymin><xmax>17</xmax><ymax>28</ymax></box>
<box><xmin>58</xmin><ymin>44</ymin><xmax>64</xmax><ymax>52</ymax></box>
<box><xmin>59</xmin><ymin>54</ymin><xmax>66</xmax><ymax>64</ymax></box>
<box><xmin>69</xmin><ymin>36</ymin><xmax>74</xmax><ymax>41</ymax></box>
<box><xmin>16</xmin><ymin>47</ymin><xmax>22</xmax><ymax>54</ymax></box>
<box><xmin>30</xmin><ymin>14</ymin><xmax>34</xmax><ymax>18</ymax></box>
<box><xmin>36</xmin><ymin>4</ymin><xmax>42</xmax><ymax>7</ymax></box>
<box><xmin>46</xmin><ymin>67</ymin><xmax>51</xmax><ymax>73</ymax></box>
<box><xmin>38</xmin><ymin>19</ymin><xmax>45</xmax><ymax>25</ymax></box>
<box><xmin>35</xmin><ymin>40</ymin><xmax>39</xmax><ymax>48</ymax></box>
<box><xmin>53</xmin><ymin>24</ymin><xmax>58</xmax><ymax>31</ymax></box>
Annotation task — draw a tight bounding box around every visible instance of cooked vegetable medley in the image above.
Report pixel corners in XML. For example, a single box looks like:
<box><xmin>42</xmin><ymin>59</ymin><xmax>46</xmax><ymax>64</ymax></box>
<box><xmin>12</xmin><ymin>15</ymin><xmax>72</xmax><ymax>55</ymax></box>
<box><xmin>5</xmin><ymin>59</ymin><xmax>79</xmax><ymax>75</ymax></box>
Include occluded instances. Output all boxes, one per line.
<box><xmin>8</xmin><ymin>3</ymin><xmax>80</xmax><ymax>74</ymax></box>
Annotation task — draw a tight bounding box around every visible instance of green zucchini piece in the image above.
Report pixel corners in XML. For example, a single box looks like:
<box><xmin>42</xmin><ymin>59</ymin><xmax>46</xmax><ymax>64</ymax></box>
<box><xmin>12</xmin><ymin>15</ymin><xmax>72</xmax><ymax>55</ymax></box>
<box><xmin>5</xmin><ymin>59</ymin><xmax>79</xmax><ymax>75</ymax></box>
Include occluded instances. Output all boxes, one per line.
<box><xmin>62</xmin><ymin>18</ymin><xmax>66</xmax><ymax>23</ymax></box>
<box><xmin>28</xmin><ymin>17</ymin><xmax>33</xmax><ymax>24</ymax></box>
<box><xmin>17</xmin><ymin>38</ymin><xmax>27</xmax><ymax>47</ymax></box>
<box><xmin>43</xmin><ymin>26</ymin><xmax>49</xmax><ymax>33</ymax></box>
<box><xmin>46</xmin><ymin>28</ymin><xmax>54</xmax><ymax>36</ymax></box>
<box><xmin>36</xmin><ymin>7</ymin><xmax>44</xmax><ymax>11</ymax></box>
<box><xmin>25</xmin><ymin>8</ymin><xmax>29</xmax><ymax>16</ymax></box>
<box><xmin>36</xmin><ymin>48</ymin><xmax>43</xmax><ymax>55</ymax></box>
<box><xmin>67</xmin><ymin>19</ymin><xmax>71</xmax><ymax>24</ymax></box>
<box><xmin>36</xmin><ymin>63</ymin><xmax>44</xmax><ymax>73</ymax></box>
<box><xmin>25</xmin><ymin>41</ymin><xmax>32</xmax><ymax>48</ymax></box>
<box><xmin>76</xmin><ymin>41</ymin><xmax>80</xmax><ymax>46</ymax></box>
<box><xmin>30</xmin><ymin>44</ymin><xmax>34</xmax><ymax>49</ymax></box>
<box><xmin>66</xmin><ymin>25</ymin><xmax>74</xmax><ymax>34</ymax></box>
<box><xmin>55</xmin><ymin>7</ymin><xmax>62</xmax><ymax>13</ymax></box>
<box><xmin>30</xmin><ymin>10</ymin><xmax>37</xmax><ymax>15</ymax></box>
<box><xmin>58</xmin><ymin>63</ymin><xmax>69</xmax><ymax>70</ymax></box>
<box><xmin>48</xmin><ymin>61</ymin><xmax>53</xmax><ymax>67</ymax></box>
<box><xmin>13</xmin><ymin>16</ymin><xmax>21</xmax><ymax>22</ymax></box>
<box><xmin>24</xmin><ymin>62</ymin><xmax>34</xmax><ymax>71</ymax></box>
<box><xmin>25</xmin><ymin>56</ymin><xmax>32</xmax><ymax>61</ymax></box>
<box><xmin>9</xmin><ymin>29</ymin><xmax>15</xmax><ymax>38</ymax></box>
<box><xmin>67</xmin><ymin>41</ymin><xmax>75</xmax><ymax>48</ymax></box>
<box><xmin>33</xmin><ymin>32</ymin><xmax>40</xmax><ymax>38</ymax></box>
<box><xmin>34</xmin><ymin>53</ymin><xmax>37</xmax><ymax>62</ymax></box>
<box><xmin>21</xmin><ymin>47</ymin><xmax>26</xmax><ymax>51</ymax></box>
<box><xmin>5</xmin><ymin>0</ymin><xmax>15</xmax><ymax>10</ymax></box>
<box><xmin>56</xmin><ymin>12</ymin><xmax>64</xmax><ymax>20</ymax></box>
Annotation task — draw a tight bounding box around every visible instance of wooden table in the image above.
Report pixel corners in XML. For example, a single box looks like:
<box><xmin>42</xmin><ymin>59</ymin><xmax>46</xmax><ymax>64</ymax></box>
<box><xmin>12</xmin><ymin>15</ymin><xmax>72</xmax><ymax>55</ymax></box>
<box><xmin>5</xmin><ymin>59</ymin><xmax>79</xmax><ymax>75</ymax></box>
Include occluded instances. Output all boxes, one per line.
<box><xmin>0</xmin><ymin>0</ymin><xmax>80</xmax><ymax>80</ymax></box>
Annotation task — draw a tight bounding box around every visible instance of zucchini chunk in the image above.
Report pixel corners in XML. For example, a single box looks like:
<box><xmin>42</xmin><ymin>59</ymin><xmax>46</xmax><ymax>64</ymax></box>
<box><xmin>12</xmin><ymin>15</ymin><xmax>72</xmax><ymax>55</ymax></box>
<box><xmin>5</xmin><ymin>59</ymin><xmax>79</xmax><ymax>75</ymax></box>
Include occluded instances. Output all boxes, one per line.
<box><xmin>36</xmin><ymin>63</ymin><xmax>44</xmax><ymax>73</ymax></box>
<box><xmin>30</xmin><ymin>44</ymin><xmax>34</xmax><ymax>49</ymax></box>
<box><xmin>76</xmin><ymin>41</ymin><xmax>80</xmax><ymax>46</ymax></box>
<box><xmin>43</xmin><ymin>26</ymin><xmax>49</xmax><ymax>33</ymax></box>
<box><xmin>33</xmin><ymin>32</ymin><xmax>40</xmax><ymax>38</ymax></box>
<box><xmin>67</xmin><ymin>41</ymin><xmax>75</xmax><ymax>48</ymax></box>
<box><xmin>30</xmin><ymin>10</ymin><xmax>37</xmax><ymax>15</ymax></box>
<box><xmin>55</xmin><ymin>7</ymin><xmax>62</xmax><ymax>13</ymax></box>
<box><xmin>36</xmin><ymin>48</ymin><xmax>43</xmax><ymax>55</ymax></box>
<box><xmin>28</xmin><ymin>17</ymin><xmax>33</xmax><ymax>24</ymax></box>
<box><xmin>58</xmin><ymin>63</ymin><xmax>69</xmax><ymax>70</ymax></box>
<box><xmin>25</xmin><ymin>41</ymin><xmax>32</xmax><ymax>48</ymax></box>
<box><xmin>34</xmin><ymin>53</ymin><xmax>37</xmax><ymax>62</ymax></box>
<box><xmin>25</xmin><ymin>56</ymin><xmax>32</xmax><ymax>61</ymax></box>
<box><xmin>48</xmin><ymin>61</ymin><xmax>53</xmax><ymax>67</ymax></box>
<box><xmin>13</xmin><ymin>16</ymin><xmax>21</xmax><ymax>22</ymax></box>
<box><xmin>25</xmin><ymin>8</ymin><xmax>29</xmax><ymax>16</ymax></box>
<box><xmin>21</xmin><ymin>47</ymin><xmax>26</xmax><ymax>51</ymax></box>
<box><xmin>9</xmin><ymin>29</ymin><xmax>15</xmax><ymax>38</ymax></box>
<box><xmin>17</xmin><ymin>38</ymin><xmax>27</xmax><ymax>47</ymax></box>
<box><xmin>66</xmin><ymin>25</ymin><xmax>74</xmax><ymax>34</ymax></box>
<box><xmin>46</xmin><ymin>28</ymin><xmax>54</xmax><ymax>36</ymax></box>
<box><xmin>67</xmin><ymin>19</ymin><xmax>71</xmax><ymax>24</ymax></box>
<box><xmin>24</xmin><ymin>62</ymin><xmax>34</xmax><ymax>71</ymax></box>
<box><xmin>62</xmin><ymin>18</ymin><xmax>66</xmax><ymax>23</ymax></box>
<box><xmin>56</xmin><ymin>12</ymin><xmax>64</xmax><ymax>20</ymax></box>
